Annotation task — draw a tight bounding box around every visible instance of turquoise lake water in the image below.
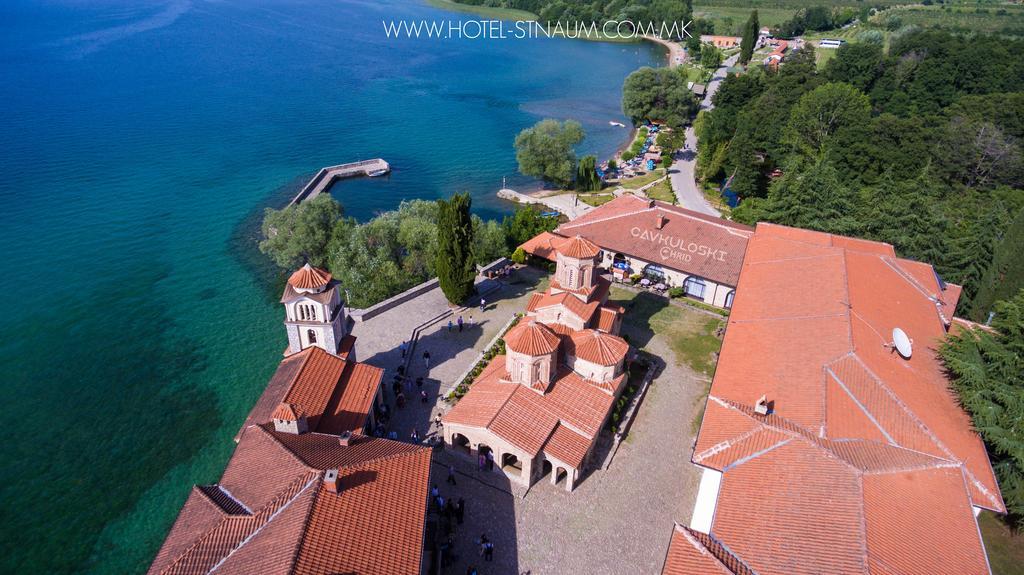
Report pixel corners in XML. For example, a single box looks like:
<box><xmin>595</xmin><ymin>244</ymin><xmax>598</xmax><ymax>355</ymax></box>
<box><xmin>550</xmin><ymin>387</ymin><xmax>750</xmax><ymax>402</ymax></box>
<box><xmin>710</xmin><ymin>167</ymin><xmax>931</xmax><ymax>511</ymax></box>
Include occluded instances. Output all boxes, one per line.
<box><xmin>0</xmin><ymin>0</ymin><xmax>660</xmax><ymax>572</ymax></box>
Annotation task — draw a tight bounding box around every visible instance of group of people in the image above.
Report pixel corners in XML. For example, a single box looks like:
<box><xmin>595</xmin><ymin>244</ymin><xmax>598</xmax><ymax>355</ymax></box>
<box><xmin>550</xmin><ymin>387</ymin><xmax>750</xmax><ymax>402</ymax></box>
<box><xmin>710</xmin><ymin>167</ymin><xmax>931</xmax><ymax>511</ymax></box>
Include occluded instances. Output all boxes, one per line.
<box><xmin>431</xmin><ymin>470</ymin><xmax>498</xmax><ymax>574</ymax></box>
<box><xmin>447</xmin><ymin>314</ymin><xmax>475</xmax><ymax>333</ymax></box>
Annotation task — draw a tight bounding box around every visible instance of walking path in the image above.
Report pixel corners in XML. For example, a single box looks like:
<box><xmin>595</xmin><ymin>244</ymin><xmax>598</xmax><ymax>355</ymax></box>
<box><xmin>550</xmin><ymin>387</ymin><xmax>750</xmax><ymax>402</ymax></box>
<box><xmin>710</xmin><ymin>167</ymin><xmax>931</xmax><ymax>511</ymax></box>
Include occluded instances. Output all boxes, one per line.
<box><xmin>668</xmin><ymin>53</ymin><xmax>740</xmax><ymax>217</ymax></box>
<box><xmin>497</xmin><ymin>188</ymin><xmax>594</xmax><ymax>220</ymax></box>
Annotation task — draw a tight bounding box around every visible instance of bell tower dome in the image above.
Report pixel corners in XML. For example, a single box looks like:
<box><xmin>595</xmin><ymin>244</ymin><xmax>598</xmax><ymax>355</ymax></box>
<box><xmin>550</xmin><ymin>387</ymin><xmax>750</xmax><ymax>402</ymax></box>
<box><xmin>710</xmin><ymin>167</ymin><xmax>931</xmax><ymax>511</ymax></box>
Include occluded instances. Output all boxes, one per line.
<box><xmin>552</xmin><ymin>235</ymin><xmax>601</xmax><ymax>300</ymax></box>
<box><xmin>280</xmin><ymin>264</ymin><xmax>347</xmax><ymax>355</ymax></box>
<box><xmin>503</xmin><ymin>320</ymin><xmax>560</xmax><ymax>393</ymax></box>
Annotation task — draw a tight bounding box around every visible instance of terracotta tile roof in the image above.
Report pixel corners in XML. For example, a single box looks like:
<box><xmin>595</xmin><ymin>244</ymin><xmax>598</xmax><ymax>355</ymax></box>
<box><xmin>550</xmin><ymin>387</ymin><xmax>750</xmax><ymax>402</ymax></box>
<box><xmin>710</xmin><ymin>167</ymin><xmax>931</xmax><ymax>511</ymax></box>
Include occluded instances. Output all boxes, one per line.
<box><xmin>239</xmin><ymin>346</ymin><xmax>381</xmax><ymax>439</ymax></box>
<box><xmin>150</xmin><ymin>426</ymin><xmax>431</xmax><ymax>575</ymax></box>
<box><xmin>689</xmin><ymin>223</ymin><xmax>1003</xmax><ymax>575</ymax></box>
<box><xmin>488</xmin><ymin>386</ymin><xmax>560</xmax><ymax>455</ymax></box>
<box><xmin>442</xmin><ymin>360</ymin><xmax>516</xmax><ymax>429</ymax></box>
<box><xmin>525</xmin><ymin>290</ymin><xmax>602</xmax><ymax>325</ymax></box>
<box><xmin>568</xmin><ymin>329</ymin><xmax>628</xmax><ymax>366</ymax></box>
<box><xmin>280</xmin><ymin>280</ymin><xmax>338</xmax><ymax>304</ymax></box>
<box><xmin>542</xmin><ymin>423</ymin><xmax>591</xmax><ymax>468</ymax></box>
<box><xmin>596</xmin><ymin>305</ymin><xmax>622</xmax><ymax>333</ymax></box>
<box><xmin>287</xmin><ymin>263</ymin><xmax>332</xmax><ymax>290</ymax></box>
<box><xmin>271</xmin><ymin>403</ymin><xmax>300</xmax><ymax>422</ymax></box>
<box><xmin>518</xmin><ymin>231</ymin><xmax>567</xmax><ymax>262</ymax></box>
<box><xmin>556</xmin><ymin>195</ymin><xmax>753</xmax><ymax>286</ymax></box>
<box><xmin>503</xmin><ymin>320</ymin><xmax>560</xmax><ymax>356</ymax></box>
<box><xmin>316</xmin><ymin>362</ymin><xmax>383</xmax><ymax>435</ymax></box>
<box><xmin>557</xmin><ymin>234</ymin><xmax>601</xmax><ymax>259</ymax></box>
<box><xmin>662</xmin><ymin>524</ymin><xmax>754</xmax><ymax>575</ymax></box>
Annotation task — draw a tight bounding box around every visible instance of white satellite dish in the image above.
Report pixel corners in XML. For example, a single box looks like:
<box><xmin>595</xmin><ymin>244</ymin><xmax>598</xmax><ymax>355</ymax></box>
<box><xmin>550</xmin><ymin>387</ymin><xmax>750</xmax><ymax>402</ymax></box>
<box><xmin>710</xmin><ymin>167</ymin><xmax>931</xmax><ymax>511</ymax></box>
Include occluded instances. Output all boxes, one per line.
<box><xmin>891</xmin><ymin>328</ymin><xmax>913</xmax><ymax>359</ymax></box>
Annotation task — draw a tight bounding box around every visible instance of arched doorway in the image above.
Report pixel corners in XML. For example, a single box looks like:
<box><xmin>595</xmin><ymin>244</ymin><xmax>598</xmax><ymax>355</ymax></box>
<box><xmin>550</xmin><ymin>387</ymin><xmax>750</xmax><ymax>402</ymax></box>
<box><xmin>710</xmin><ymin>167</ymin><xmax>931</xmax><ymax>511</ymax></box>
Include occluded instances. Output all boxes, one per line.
<box><xmin>541</xmin><ymin>460</ymin><xmax>553</xmax><ymax>480</ymax></box>
<box><xmin>555</xmin><ymin>467</ymin><xmax>568</xmax><ymax>486</ymax></box>
<box><xmin>724</xmin><ymin>289</ymin><xmax>735</xmax><ymax>309</ymax></box>
<box><xmin>501</xmin><ymin>453</ymin><xmax>522</xmax><ymax>476</ymax></box>
<box><xmin>683</xmin><ymin>276</ymin><xmax>706</xmax><ymax>300</ymax></box>
<box><xmin>478</xmin><ymin>444</ymin><xmax>494</xmax><ymax>471</ymax></box>
<box><xmin>643</xmin><ymin>263</ymin><xmax>666</xmax><ymax>281</ymax></box>
<box><xmin>452</xmin><ymin>433</ymin><xmax>470</xmax><ymax>454</ymax></box>
<box><xmin>612</xmin><ymin>253</ymin><xmax>628</xmax><ymax>270</ymax></box>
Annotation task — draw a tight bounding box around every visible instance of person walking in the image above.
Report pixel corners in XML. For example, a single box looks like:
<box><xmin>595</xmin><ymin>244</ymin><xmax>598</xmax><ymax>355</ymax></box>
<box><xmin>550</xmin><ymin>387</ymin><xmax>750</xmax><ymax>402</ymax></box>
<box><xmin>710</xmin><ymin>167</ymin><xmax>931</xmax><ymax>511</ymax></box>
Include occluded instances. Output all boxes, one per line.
<box><xmin>411</xmin><ymin>428</ymin><xmax>419</xmax><ymax>443</ymax></box>
<box><xmin>477</xmin><ymin>452</ymin><xmax>486</xmax><ymax>471</ymax></box>
<box><xmin>456</xmin><ymin>497</ymin><xmax>465</xmax><ymax>525</ymax></box>
<box><xmin>457</xmin><ymin>315</ymin><xmax>464</xmax><ymax>332</ymax></box>
<box><xmin>468</xmin><ymin>315</ymin><xmax>474</xmax><ymax>327</ymax></box>
<box><xmin>399</xmin><ymin>340</ymin><xmax>408</xmax><ymax>358</ymax></box>
<box><xmin>423</xmin><ymin>350</ymin><xmax>431</xmax><ymax>369</ymax></box>
<box><xmin>484</xmin><ymin>540</ymin><xmax>494</xmax><ymax>562</ymax></box>
<box><xmin>434</xmin><ymin>412</ymin><xmax>443</xmax><ymax>429</ymax></box>
<box><xmin>479</xmin><ymin>297</ymin><xmax>486</xmax><ymax>312</ymax></box>
<box><xmin>486</xmin><ymin>450</ymin><xmax>494</xmax><ymax>470</ymax></box>
<box><xmin>446</xmin><ymin>465</ymin><xmax>457</xmax><ymax>485</ymax></box>
<box><xmin>447</xmin><ymin>319</ymin><xmax>453</xmax><ymax>333</ymax></box>
<box><xmin>431</xmin><ymin>484</ymin><xmax>439</xmax><ymax>499</ymax></box>
<box><xmin>420</xmin><ymin>389</ymin><xmax>429</xmax><ymax>403</ymax></box>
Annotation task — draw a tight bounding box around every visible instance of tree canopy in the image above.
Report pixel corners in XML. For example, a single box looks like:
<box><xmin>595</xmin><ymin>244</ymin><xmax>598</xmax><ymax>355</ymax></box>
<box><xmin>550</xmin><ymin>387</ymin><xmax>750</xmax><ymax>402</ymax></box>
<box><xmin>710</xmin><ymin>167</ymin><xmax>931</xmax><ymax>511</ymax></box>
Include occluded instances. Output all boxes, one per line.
<box><xmin>259</xmin><ymin>194</ymin><xmax>342</xmax><ymax>269</ymax></box>
<box><xmin>739</xmin><ymin>10</ymin><xmax>758</xmax><ymax>65</ymax></box>
<box><xmin>941</xmin><ymin>290</ymin><xmax>1024</xmax><ymax>526</ymax></box>
<box><xmin>622</xmin><ymin>66</ymin><xmax>694</xmax><ymax>128</ymax></box>
<box><xmin>514</xmin><ymin>119</ymin><xmax>584</xmax><ymax>188</ymax></box>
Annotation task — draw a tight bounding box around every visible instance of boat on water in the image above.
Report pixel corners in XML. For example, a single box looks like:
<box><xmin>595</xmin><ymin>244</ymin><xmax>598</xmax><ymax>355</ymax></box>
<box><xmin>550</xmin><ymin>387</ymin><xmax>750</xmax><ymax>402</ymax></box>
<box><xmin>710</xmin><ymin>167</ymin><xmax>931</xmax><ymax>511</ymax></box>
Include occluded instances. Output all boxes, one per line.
<box><xmin>609</xmin><ymin>121</ymin><xmax>626</xmax><ymax>127</ymax></box>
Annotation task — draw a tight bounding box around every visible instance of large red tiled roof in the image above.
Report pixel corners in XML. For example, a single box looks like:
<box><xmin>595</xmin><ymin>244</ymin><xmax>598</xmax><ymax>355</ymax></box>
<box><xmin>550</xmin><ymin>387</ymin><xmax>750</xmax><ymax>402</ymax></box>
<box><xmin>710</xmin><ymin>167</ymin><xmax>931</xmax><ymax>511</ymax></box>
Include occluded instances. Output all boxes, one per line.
<box><xmin>287</xmin><ymin>263</ymin><xmax>332</xmax><ymax>290</ymax></box>
<box><xmin>504</xmin><ymin>320</ymin><xmax>560</xmax><ymax>356</ymax></box>
<box><xmin>556</xmin><ymin>195</ymin><xmax>753</xmax><ymax>286</ymax></box>
<box><xmin>662</xmin><ymin>524</ymin><xmax>754</xmax><ymax>575</ymax></box>
<box><xmin>238</xmin><ymin>346</ymin><xmax>382</xmax><ymax>439</ymax></box>
<box><xmin>568</xmin><ymin>329</ymin><xmax>628</xmax><ymax>366</ymax></box>
<box><xmin>689</xmin><ymin>223</ymin><xmax>1003</xmax><ymax>575</ymax></box>
<box><xmin>149</xmin><ymin>426</ymin><xmax>431</xmax><ymax>575</ymax></box>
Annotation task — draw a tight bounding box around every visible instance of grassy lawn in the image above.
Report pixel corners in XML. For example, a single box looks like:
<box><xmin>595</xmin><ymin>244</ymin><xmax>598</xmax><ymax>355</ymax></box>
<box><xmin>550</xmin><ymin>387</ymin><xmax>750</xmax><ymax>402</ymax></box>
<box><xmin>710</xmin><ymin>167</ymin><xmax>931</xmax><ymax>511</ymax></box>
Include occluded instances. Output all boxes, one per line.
<box><xmin>979</xmin><ymin>511</ymin><xmax>1024</xmax><ymax>575</ymax></box>
<box><xmin>617</xmin><ymin>168</ymin><xmax>667</xmax><ymax>190</ymax></box>
<box><xmin>577</xmin><ymin>192</ymin><xmax>616</xmax><ymax>207</ymax></box>
<box><xmin>645</xmin><ymin>180</ymin><xmax>676</xmax><ymax>204</ymax></box>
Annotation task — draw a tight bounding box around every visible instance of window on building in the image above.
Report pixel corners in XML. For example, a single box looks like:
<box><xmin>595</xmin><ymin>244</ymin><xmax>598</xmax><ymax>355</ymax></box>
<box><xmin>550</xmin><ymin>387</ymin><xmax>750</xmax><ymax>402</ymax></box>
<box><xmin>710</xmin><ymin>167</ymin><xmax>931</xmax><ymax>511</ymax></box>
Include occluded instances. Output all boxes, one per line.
<box><xmin>567</xmin><ymin>267</ymin><xmax>576</xmax><ymax>287</ymax></box>
<box><xmin>307</xmin><ymin>329</ymin><xmax>317</xmax><ymax>344</ymax></box>
<box><xmin>725</xmin><ymin>290</ymin><xmax>736</xmax><ymax>309</ymax></box>
<box><xmin>683</xmin><ymin>276</ymin><xmax>706</xmax><ymax>300</ymax></box>
<box><xmin>643</xmin><ymin>264</ymin><xmax>666</xmax><ymax>281</ymax></box>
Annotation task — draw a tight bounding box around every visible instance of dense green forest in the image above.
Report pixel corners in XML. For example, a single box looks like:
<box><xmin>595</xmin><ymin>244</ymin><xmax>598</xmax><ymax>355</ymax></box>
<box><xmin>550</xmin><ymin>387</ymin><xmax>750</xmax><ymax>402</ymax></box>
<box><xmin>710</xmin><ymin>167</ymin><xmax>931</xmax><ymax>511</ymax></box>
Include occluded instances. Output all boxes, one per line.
<box><xmin>695</xmin><ymin>30</ymin><xmax>1024</xmax><ymax>319</ymax></box>
<box><xmin>259</xmin><ymin>196</ymin><xmax>557</xmax><ymax>308</ymax></box>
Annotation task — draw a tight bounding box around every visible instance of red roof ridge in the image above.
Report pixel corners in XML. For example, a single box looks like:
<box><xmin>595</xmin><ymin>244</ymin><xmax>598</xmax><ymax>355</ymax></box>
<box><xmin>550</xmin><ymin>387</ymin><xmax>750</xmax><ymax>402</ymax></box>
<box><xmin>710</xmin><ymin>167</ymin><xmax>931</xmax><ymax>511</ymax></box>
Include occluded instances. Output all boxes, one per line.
<box><xmin>559</xmin><ymin>197</ymin><xmax>751</xmax><ymax>235</ymax></box>
<box><xmin>159</xmin><ymin>470</ymin><xmax>320</xmax><ymax>575</ymax></box>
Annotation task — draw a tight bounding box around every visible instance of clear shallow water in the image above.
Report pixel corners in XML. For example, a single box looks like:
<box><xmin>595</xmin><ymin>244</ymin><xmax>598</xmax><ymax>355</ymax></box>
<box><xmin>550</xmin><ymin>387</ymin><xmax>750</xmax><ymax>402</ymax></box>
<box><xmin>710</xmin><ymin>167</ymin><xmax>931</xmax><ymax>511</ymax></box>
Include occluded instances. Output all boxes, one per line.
<box><xmin>0</xmin><ymin>1</ymin><xmax>660</xmax><ymax>572</ymax></box>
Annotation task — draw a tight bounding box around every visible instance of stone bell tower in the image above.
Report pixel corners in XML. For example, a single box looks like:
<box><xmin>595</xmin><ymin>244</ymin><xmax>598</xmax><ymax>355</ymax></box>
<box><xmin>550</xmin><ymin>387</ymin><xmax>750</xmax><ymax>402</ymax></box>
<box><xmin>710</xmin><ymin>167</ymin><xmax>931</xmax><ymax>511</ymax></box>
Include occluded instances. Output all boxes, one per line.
<box><xmin>280</xmin><ymin>264</ymin><xmax>347</xmax><ymax>355</ymax></box>
<box><xmin>551</xmin><ymin>235</ymin><xmax>602</xmax><ymax>300</ymax></box>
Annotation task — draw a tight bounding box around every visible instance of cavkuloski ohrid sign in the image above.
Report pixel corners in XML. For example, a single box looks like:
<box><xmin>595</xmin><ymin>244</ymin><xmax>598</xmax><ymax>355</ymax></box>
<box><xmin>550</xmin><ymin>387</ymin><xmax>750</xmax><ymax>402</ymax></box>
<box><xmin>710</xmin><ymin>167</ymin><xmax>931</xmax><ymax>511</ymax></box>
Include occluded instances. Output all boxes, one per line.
<box><xmin>630</xmin><ymin>226</ymin><xmax>729</xmax><ymax>265</ymax></box>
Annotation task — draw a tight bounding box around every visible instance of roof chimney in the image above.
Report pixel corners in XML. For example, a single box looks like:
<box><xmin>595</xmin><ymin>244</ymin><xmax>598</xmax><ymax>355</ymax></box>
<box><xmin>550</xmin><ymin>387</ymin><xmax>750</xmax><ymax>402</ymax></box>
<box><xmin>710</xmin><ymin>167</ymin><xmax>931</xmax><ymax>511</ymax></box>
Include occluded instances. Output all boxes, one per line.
<box><xmin>324</xmin><ymin>468</ymin><xmax>340</xmax><ymax>493</ymax></box>
<box><xmin>338</xmin><ymin>430</ymin><xmax>353</xmax><ymax>447</ymax></box>
<box><xmin>656</xmin><ymin>213</ymin><xmax>666</xmax><ymax>229</ymax></box>
<box><xmin>754</xmin><ymin>395</ymin><xmax>770</xmax><ymax>416</ymax></box>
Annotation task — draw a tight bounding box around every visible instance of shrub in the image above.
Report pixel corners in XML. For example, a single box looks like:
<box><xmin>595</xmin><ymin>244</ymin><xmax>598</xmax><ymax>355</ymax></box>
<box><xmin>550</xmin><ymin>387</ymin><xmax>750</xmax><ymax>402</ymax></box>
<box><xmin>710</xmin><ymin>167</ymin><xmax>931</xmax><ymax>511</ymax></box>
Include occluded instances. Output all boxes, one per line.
<box><xmin>630</xmin><ymin>273</ymin><xmax>642</xmax><ymax>284</ymax></box>
<box><xmin>669</xmin><ymin>286</ymin><xmax>685</xmax><ymax>298</ymax></box>
<box><xmin>622</xmin><ymin>150</ymin><xmax>636</xmax><ymax>162</ymax></box>
<box><xmin>511</xmin><ymin>246</ymin><xmax>528</xmax><ymax>264</ymax></box>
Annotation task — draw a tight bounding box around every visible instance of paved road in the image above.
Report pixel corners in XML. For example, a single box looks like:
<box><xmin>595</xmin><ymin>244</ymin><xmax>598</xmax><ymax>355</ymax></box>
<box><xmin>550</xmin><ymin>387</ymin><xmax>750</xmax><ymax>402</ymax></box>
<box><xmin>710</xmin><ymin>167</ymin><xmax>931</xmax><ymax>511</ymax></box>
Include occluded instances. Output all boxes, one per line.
<box><xmin>669</xmin><ymin>53</ymin><xmax>740</xmax><ymax>216</ymax></box>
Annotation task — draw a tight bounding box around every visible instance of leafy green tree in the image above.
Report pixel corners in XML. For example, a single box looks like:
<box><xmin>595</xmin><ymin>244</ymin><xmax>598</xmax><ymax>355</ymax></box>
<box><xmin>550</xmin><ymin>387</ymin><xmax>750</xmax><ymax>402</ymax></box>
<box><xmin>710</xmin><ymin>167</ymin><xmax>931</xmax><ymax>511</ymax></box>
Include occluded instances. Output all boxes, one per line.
<box><xmin>260</xmin><ymin>194</ymin><xmax>342</xmax><ymax>269</ymax></box>
<box><xmin>514</xmin><ymin>119</ymin><xmax>584</xmax><ymax>188</ymax></box>
<box><xmin>739</xmin><ymin>10</ymin><xmax>759</xmax><ymax>64</ymax></box>
<box><xmin>971</xmin><ymin>208</ymin><xmax>1024</xmax><ymax>322</ymax></box>
<box><xmin>576</xmin><ymin>155</ymin><xmax>601</xmax><ymax>191</ymax></box>
<box><xmin>622</xmin><ymin>66</ymin><xmax>694</xmax><ymax>128</ymax></box>
<box><xmin>784</xmin><ymin>82</ymin><xmax>871</xmax><ymax>156</ymax></box>
<box><xmin>502</xmin><ymin>207</ymin><xmax>559</xmax><ymax>249</ymax></box>
<box><xmin>940</xmin><ymin>290</ymin><xmax>1024</xmax><ymax>527</ymax></box>
<box><xmin>435</xmin><ymin>193</ymin><xmax>477</xmax><ymax>305</ymax></box>
<box><xmin>700</xmin><ymin>43</ymin><xmax>722</xmax><ymax>70</ymax></box>
<box><xmin>765</xmin><ymin>155</ymin><xmax>859</xmax><ymax>234</ymax></box>
<box><xmin>825</xmin><ymin>43</ymin><xmax>884</xmax><ymax>93</ymax></box>
<box><xmin>511</xmin><ymin>247</ymin><xmax>528</xmax><ymax>265</ymax></box>
<box><xmin>473</xmin><ymin>216</ymin><xmax>510</xmax><ymax>265</ymax></box>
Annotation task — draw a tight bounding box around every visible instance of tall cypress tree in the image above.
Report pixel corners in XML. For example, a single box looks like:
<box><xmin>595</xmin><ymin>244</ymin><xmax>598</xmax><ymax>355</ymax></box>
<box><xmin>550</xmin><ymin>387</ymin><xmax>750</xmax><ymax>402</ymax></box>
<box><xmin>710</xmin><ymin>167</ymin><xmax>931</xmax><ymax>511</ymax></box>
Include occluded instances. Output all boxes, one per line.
<box><xmin>739</xmin><ymin>10</ymin><xmax>759</xmax><ymax>65</ymax></box>
<box><xmin>435</xmin><ymin>193</ymin><xmax>477</xmax><ymax>305</ymax></box>
<box><xmin>971</xmin><ymin>207</ymin><xmax>1024</xmax><ymax>322</ymax></box>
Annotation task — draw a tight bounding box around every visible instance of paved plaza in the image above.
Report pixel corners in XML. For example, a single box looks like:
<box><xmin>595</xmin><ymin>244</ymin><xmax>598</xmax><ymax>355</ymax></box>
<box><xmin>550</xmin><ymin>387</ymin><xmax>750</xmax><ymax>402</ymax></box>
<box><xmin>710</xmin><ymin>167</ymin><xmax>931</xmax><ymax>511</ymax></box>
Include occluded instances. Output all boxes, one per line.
<box><xmin>351</xmin><ymin>269</ymin><xmax>708</xmax><ymax>575</ymax></box>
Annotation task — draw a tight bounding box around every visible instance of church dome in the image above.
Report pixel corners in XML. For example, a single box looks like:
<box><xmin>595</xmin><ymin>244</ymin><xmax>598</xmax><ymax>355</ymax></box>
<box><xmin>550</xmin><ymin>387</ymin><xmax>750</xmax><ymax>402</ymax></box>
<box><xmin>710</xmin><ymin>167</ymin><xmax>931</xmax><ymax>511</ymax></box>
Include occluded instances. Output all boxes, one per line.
<box><xmin>288</xmin><ymin>263</ymin><xmax>332</xmax><ymax>292</ymax></box>
<box><xmin>557</xmin><ymin>235</ymin><xmax>601</xmax><ymax>259</ymax></box>
<box><xmin>504</xmin><ymin>320</ymin><xmax>560</xmax><ymax>356</ymax></box>
<box><xmin>569</xmin><ymin>329</ymin><xmax>628</xmax><ymax>366</ymax></box>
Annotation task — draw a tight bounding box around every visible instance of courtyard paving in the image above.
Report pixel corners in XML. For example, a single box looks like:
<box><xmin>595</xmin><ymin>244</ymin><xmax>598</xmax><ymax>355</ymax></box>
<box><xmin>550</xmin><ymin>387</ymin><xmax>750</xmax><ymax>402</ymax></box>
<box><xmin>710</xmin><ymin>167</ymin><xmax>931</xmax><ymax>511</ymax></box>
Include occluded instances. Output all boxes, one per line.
<box><xmin>351</xmin><ymin>270</ymin><xmax>712</xmax><ymax>574</ymax></box>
